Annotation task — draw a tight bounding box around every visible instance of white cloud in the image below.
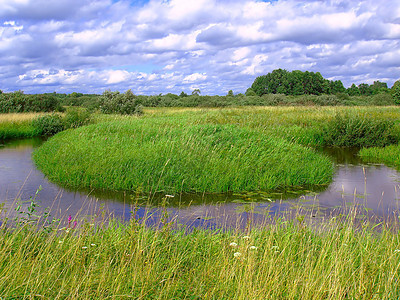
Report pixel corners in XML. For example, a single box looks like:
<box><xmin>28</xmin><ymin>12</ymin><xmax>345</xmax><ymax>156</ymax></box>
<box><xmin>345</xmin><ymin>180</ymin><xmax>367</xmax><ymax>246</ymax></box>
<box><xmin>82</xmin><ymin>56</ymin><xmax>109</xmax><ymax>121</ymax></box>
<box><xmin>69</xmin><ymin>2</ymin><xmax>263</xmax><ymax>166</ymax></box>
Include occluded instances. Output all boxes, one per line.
<box><xmin>1</xmin><ymin>0</ymin><xmax>400</xmax><ymax>94</ymax></box>
<box><xmin>183</xmin><ymin>73</ymin><xmax>207</xmax><ymax>83</ymax></box>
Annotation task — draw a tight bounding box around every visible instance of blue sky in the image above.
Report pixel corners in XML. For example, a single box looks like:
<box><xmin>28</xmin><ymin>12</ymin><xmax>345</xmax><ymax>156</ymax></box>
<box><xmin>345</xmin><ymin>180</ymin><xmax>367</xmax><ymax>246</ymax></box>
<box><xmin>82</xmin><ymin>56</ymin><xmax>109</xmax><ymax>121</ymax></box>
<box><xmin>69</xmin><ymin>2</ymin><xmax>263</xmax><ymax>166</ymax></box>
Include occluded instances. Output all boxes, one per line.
<box><xmin>1</xmin><ymin>0</ymin><xmax>400</xmax><ymax>95</ymax></box>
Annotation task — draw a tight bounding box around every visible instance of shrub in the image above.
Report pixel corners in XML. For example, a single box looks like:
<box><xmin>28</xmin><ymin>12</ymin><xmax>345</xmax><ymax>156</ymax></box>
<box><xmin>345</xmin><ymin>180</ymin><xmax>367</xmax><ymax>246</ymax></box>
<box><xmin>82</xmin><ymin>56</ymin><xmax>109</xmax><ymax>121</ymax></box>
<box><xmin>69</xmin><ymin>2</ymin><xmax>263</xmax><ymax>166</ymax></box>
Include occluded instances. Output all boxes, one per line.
<box><xmin>99</xmin><ymin>90</ymin><xmax>143</xmax><ymax>115</ymax></box>
<box><xmin>63</xmin><ymin>108</ymin><xmax>92</xmax><ymax>129</ymax></box>
<box><xmin>0</xmin><ymin>92</ymin><xmax>64</xmax><ymax>113</ymax></box>
<box><xmin>370</xmin><ymin>93</ymin><xmax>394</xmax><ymax>106</ymax></box>
<box><xmin>32</xmin><ymin>114</ymin><xmax>64</xmax><ymax>136</ymax></box>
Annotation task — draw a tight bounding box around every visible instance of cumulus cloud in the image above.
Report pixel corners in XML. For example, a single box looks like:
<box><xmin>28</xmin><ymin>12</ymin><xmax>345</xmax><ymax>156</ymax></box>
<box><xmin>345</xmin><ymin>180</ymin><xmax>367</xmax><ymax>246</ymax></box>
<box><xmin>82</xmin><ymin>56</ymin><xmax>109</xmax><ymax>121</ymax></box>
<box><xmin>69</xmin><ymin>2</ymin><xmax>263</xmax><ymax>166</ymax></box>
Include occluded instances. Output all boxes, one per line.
<box><xmin>0</xmin><ymin>0</ymin><xmax>400</xmax><ymax>94</ymax></box>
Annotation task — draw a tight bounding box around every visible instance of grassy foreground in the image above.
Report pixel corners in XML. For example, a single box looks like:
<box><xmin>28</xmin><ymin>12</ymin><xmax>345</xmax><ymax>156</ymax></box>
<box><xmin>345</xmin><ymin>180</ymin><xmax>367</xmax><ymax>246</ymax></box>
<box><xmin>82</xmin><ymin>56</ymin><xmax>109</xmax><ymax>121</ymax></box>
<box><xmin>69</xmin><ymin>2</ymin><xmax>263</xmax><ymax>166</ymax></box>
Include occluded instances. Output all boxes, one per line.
<box><xmin>1</xmin><ymin>209</ymin><xmax>400</xmax><ymax>299</ymax></box>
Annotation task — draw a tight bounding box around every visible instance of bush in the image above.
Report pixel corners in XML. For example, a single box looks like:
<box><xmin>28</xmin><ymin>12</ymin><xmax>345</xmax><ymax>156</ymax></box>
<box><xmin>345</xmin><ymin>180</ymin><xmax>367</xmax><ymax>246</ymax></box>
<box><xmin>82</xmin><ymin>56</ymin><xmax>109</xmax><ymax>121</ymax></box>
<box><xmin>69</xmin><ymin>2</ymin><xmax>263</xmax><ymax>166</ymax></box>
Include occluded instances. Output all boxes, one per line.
<box><xmin>32</xmin><ymin>114</ymin><xmax>64</xmax><ymax>136</ymax></box>
<box><xmin>99</xmin><ymin>90</ymin><xmax>143</xmax><ymax>115</ymax></box>
<box><xmin>370</xmin><ymin>93</ymin><xmax>394</xmax><ymax>106</ymax></box>
<box><xmin>63</xmin><ymin>108</ymin><xmax>92</xmax><ymax>129</ymax></box>
<box><xmin>0</xmin><ymin>92</ymin><xmax>64</xmax><ymax>113</ymax></box>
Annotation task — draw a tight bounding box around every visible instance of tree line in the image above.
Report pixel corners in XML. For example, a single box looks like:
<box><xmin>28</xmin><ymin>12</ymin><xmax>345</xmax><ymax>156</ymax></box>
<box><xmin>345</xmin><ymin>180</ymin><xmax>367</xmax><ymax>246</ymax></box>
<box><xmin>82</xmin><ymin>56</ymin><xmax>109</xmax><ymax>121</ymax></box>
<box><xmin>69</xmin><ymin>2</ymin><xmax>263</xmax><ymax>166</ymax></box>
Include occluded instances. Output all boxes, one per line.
<box><xmin>249</xmin><ymin>69</ymin><xmax>399</xmax><ymax>102</ymax></box>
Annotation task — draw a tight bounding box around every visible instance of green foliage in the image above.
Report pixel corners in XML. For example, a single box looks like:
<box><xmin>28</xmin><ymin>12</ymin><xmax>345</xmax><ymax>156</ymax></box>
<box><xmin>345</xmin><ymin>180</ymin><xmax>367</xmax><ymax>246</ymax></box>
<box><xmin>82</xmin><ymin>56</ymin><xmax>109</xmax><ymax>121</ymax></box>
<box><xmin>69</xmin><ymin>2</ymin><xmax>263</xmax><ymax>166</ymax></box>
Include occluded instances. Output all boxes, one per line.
<box><xmin>358</xmin><ymin>83</ymin><xmax>372</xmax><ymax>96</ymax></box>
<box><xmin>192</xmin><ymin>89</ymin><xmax>201</xmax><ymax>96</ymax></box>
<box><xmin>251</xmin><ymin>69</ymin><xmax>335</xmax><ymax>96</ymax></box>
<box><xmin>0</xmin><ymin>92</ymin><xmax>64</xmax><ymax>113</ymax></box>
<box><xmin>63</xmin><ymin>107</ymin><xmax>92</xmax><ymax>129</ymax></box>
<box><xmin>99</xmin><ymin>89</ymin><xmax>143</xmax><ymax>115</ymax></box>
<box><xmin>31</xmin><ymin>114</ymin><xmax>64</xmax><ymax>136</ymax></box>
<box><xmin>347</xmin><ymin>84</ymin><xmax>360</xmax><ymax>96</ymax></box>
<box><xmin>391</xmin><ymin>80</ymin><xmax>400</xmax><ymax>105</ymax></box>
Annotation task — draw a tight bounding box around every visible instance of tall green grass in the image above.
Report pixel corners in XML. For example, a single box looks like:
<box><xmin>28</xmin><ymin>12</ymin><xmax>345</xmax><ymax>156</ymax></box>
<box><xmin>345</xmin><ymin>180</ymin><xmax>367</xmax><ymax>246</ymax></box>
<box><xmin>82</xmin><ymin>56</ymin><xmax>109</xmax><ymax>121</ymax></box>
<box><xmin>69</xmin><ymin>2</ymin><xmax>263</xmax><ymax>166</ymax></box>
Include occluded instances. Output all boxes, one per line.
<box><xmin>33</xmin><ymin>106</ymin><xmax>400</xmax><ymax>193</ymax></box>
<box><xmin>33</xmin><ymin>120</ymin><xmax>333</xmax><ymax>193</ymax></box>
<box><xmin>1</xmin><ymin>208</ymin><xmax>400</xmax><ymax>299</ymax></box>
<box><xmin>0</xmin><ymin>113</ymin><xmax>40</xmax><ymax>140</ymax></box>
<box><xmin>360</xmin><ymin>144</ymin><xmax>400</xmax><ymax>168</ymax></box>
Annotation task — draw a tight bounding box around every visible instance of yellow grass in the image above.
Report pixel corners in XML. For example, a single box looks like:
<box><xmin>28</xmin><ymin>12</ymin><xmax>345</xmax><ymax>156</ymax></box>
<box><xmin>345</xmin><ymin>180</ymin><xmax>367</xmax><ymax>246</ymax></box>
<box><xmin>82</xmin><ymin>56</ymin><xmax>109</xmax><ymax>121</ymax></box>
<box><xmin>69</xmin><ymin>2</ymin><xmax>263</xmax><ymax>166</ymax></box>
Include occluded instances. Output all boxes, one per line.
<box><xmin>0</xmin><ymin>113</ymin><xmax>44</xmax><ymax>124</ymax></box>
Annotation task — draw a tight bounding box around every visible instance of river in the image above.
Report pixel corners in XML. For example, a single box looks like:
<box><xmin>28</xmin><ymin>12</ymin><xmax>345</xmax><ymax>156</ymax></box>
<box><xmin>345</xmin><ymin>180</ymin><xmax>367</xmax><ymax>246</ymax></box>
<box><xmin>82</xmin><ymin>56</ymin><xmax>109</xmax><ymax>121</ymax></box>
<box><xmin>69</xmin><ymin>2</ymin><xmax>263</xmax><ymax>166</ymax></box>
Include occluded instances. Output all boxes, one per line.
<box><xmin>1</xmin><ymin>138</ymin><xmax>399</xmax><ymax>228</ymax></box>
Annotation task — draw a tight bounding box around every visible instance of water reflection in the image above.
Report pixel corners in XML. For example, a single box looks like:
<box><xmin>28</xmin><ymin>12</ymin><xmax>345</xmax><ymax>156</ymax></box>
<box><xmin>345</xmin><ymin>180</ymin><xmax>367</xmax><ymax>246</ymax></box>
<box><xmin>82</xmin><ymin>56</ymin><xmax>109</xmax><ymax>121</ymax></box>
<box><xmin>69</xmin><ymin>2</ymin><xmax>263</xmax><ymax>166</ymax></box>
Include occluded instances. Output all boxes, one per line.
<box><xmin>0</xmin><ymin>138</ymin><xmax>399</xmax><ymax>228</ymax></box>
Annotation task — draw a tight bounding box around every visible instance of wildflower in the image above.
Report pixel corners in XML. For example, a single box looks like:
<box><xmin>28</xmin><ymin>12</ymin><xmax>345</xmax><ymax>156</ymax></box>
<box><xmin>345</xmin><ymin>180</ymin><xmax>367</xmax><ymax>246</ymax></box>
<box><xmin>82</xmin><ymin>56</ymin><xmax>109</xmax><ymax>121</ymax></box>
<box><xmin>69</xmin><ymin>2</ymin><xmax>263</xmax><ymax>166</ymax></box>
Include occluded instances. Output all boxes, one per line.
<box><xmin>58</xmin><ymin>240</ymin><xmax>63</xmax><ymax>244</ymax></box>
<box><xmin>82</xmin><ymin>246</ymin><xmax>88</xmax><ymax>249</ymax></box>
<box><xmin>91</xmin><ymin>243</ymin><xmax>96</xmax><ymax>247</ymax></box>
<box><xmin>229</xmin><ymin>242</ymin><xmax>238</xmax><ymax>247</ymax></box>
<box><xmin>395</xmin><ymin>249</ymin><xmax>400</xmax><ymax>253</ymax></box>
<box><xmin>243</xmin><ymin>236</ymin><xmax>251</xmax><ymax>240</ymax></box>
<box><xmin>249</xmin><ymin>246</ymin><xmax>257</xmax><ymax>250</ymax></box>
<box><xmin>165</xmin><ymin>194</ymin><xmax>175</xmax><ymax>198</ymax></box>
<box><xmin>68</xmin><ymin>215</ymin><xmax>72</xmax><ymax>223</ymax></box>
<box><xmin>234</xmin><ymin>252</ymin><xmax>241</xmax><ymax>258</ymax></box>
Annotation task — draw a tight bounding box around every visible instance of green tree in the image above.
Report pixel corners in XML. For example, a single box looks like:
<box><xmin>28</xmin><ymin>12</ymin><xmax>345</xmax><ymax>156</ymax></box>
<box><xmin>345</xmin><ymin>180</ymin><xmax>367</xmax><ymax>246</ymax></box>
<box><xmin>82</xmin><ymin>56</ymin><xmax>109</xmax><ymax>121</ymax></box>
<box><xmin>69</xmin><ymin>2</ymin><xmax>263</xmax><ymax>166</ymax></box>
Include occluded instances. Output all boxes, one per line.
<box><xmin>329</xmin><ymin>80</ymin><xmax>346</xmax><ymax>94</ymax></box>
<box><xmin>358</xmin><ymin>83</ymin><xmax>372</xmax><ymax>96</ymax></box>
<box><xmin>227</xmin><ymin>90</ymin><xmax>234</xmax><ymax>96</ymax></box>
<box><xmin>347</xmin><ymin>84</ymin><xmax>360</xmax><ymax>96</ymax></box>
<box><xmin>245</xmin><ymin>88</ymin><xmax>257</xmax><ymax>96</ymax></box>
<box><xmin>370</xmin><ymin>81</ymin><xmax>389</xmax><ymax>95</ymax></box>
<box><xmin>179</xmin><ymin>91</ymin><xmax>188</xmax><ymax>97</ymax></box>
<box><xmin>191</xmin><ymin>89</ymin><xmax>201</xmax><ymax>96</ymax></box>
<box><xmin>392</xmin><ymin>80</ymin><xmax>400</xmax><ymax>105</ymax></box>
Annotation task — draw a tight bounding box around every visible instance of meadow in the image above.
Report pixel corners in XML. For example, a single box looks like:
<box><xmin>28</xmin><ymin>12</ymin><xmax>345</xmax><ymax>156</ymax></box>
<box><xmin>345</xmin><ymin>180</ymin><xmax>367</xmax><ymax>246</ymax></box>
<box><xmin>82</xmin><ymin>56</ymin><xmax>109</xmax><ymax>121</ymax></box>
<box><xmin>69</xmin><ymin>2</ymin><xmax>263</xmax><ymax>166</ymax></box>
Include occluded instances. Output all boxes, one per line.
<box><xmin>2</xmin><ymin>105</ymin><xmax>400</xmax><ymax>299</ymax></box>
<box><xmin>33</xmin><ymin>106</ymin><xmax>400</xmax><ymax>194</ymax></box>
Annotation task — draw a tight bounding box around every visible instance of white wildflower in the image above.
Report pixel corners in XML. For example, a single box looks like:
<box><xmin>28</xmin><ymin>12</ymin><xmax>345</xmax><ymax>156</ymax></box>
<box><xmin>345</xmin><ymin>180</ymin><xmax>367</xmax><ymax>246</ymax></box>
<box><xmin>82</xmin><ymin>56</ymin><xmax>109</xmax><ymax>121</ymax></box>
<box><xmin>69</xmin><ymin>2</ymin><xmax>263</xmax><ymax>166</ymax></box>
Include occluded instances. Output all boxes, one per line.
<box><xmin>234</xmin><ymin>252</ymin><xmax>241</xmax><ymax>258</ymax></box>
<box><xmin>249</xmin><ymin>246</ymin><xmax>258</xmax><ymax>250</ymax></box>
<box><xmin>90</xmin><ymin>243</ymin><xmax>96</xmax><ymax>247</ymax></box>
<box><xmin>229</xmin><ymin>242</ymin><xmax>238</xmax><ymax>247</ymax></box>
<box><xmin>82</xmin><ymin>246</ymin><xmax>88</xmax><ymax>249</ymax></box>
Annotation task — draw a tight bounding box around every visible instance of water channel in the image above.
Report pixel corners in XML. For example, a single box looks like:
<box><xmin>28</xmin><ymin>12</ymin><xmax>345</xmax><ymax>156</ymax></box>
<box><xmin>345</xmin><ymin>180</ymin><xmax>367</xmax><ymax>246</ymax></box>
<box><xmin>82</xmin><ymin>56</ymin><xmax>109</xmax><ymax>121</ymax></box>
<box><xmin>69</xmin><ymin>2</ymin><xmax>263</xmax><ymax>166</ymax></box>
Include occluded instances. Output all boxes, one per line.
<box><xmin>1</xmin><ymin>138</ymin><xmax>400</xmax><ymax>228</ymax></box>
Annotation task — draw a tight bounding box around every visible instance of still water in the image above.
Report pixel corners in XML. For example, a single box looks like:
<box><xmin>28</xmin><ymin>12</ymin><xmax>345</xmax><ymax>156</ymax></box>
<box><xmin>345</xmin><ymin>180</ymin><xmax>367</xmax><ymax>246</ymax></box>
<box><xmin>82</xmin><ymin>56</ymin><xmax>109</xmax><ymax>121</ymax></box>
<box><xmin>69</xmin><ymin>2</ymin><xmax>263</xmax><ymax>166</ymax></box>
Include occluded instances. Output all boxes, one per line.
<box><xmin>1</xmin><ymin>138</ymin><xmax>399</xmax><ymax>227</ymax></box>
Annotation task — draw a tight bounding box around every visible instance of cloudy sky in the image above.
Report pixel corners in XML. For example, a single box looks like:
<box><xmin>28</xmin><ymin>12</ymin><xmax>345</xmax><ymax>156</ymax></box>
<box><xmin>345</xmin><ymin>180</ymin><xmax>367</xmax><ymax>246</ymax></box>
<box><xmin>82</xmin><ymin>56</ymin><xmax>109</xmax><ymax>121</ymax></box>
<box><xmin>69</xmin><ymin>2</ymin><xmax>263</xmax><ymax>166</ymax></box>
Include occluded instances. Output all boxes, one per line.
<box><xmin>1</xmin><ymin>0</ymin><xmax>400</xmax><ymax>95</ymax></box>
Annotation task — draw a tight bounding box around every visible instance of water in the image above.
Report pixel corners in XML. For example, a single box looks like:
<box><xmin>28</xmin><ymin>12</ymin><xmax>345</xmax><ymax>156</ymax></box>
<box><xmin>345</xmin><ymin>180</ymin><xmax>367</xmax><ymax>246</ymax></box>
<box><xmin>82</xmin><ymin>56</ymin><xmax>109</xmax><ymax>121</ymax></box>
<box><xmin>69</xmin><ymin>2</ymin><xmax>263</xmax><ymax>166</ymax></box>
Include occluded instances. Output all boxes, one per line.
<box><xmin>1</xmin><ymin>138</ymin><xmax>399</xmax><ymax>228</ymax></box>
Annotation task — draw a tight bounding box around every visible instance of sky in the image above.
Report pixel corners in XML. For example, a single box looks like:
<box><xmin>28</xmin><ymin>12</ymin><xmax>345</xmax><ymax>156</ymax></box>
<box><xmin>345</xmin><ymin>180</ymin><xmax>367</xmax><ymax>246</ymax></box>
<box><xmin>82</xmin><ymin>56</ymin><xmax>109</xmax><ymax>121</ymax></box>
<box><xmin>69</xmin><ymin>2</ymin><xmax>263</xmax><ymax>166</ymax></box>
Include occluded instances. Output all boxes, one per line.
<box><xmin>1</xmin><ymin>0</ymin><xmax>400</xmax><ymax>95</ymax></box>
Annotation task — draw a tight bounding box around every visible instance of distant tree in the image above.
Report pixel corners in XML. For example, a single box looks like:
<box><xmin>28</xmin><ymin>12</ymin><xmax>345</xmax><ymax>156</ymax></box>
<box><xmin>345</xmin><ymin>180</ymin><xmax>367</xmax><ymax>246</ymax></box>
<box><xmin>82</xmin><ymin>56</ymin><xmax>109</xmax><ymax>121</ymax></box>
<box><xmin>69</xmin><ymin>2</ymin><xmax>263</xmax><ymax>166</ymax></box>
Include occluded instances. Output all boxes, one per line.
<box><xmin>329</xmin><ymin>80</ymin><xmax>346</xmax><ymax>94</ymax></box>
<box><xmin>0</xmin><ymin>90</ymin><xmax>3</xmax><ymax>94</ymax></box>
<box><xmin>358</xmin><ymin>83</ymin><xmax>372</xmax><ymax>96</ymax></box>
<box><xmin>347</xmin><ymin>84</ymin><xmax>360</xmax><ymax>96</ymax></box>
<box><xmin>227</xmin><ymin>90</ymin><xmax>234</xmax><ymax>96</ymax></box>
<box><xmin>191</xmin><ymin>89</ymin><xmax>201</xmax><ymax>96</ymax></box>
<box><xmin>392</xmin><ymin>80</ymin><xmax>400</xmax><ymax>105</ymax></box>
<box><xmin>179</xmin><ymin>91</ymin><xmax>188</xmax><ymax>97</ymax></box>
<box><xmin>370</xmin><ymin>81</ymin><xmax>389</xmax><ymax>94</ymax></box>
<box><xmin>251</xmin><ymin>69</ymin><xmax>333</xmax><ymax>96</ymax></box>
